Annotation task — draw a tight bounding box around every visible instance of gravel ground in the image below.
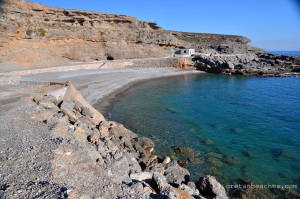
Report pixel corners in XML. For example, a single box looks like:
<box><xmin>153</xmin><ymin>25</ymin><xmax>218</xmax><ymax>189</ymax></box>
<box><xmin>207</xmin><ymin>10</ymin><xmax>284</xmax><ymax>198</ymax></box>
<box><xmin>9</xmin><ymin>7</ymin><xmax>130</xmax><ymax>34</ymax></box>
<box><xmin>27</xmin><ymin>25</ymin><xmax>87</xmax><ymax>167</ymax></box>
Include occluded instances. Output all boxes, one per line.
<box><xmin>0</xmin><ymin>86</ymin><xmax>65</xmax><ymax>198</ymax></box>
<box><xmin>0</xmin><ymin>68</ymin><xmax>215</xmax><ymax>199</ymax></box>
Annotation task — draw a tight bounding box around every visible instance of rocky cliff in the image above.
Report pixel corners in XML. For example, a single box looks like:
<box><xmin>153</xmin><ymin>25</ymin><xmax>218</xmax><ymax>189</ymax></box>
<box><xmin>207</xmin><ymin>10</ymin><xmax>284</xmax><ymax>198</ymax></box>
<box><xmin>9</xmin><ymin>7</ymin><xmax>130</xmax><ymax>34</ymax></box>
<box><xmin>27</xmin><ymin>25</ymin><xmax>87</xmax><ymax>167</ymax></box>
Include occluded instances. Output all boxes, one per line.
<box><xmin>0</xmin><ymin>0</ymin><xmax>260</xmax><ymax>69</ymax></box>
<box><xmin>169</xmin><ymin>31</ymin><xmax>265</xmax><ymax>55</ymax></box>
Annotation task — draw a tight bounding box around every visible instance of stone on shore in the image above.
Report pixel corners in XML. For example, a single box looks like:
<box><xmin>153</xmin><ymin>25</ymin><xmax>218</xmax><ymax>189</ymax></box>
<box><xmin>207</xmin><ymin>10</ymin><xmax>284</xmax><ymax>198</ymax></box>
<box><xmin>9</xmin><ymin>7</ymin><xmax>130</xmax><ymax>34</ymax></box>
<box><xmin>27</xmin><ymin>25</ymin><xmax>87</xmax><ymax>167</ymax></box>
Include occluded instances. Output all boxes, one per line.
<box><xmin>164</xmin><ymin>161</ymin><xmax>190</xmax><ymax>187</ymax></box>
<box><xmin>196</xmin><ymin>175</ymin><xmax>229</xmax><ymax>199</ymax></box>
<box><xmin>162</xmin><ymin>156</ymin><xmax>171</xmax><ymax>164</ymax></box>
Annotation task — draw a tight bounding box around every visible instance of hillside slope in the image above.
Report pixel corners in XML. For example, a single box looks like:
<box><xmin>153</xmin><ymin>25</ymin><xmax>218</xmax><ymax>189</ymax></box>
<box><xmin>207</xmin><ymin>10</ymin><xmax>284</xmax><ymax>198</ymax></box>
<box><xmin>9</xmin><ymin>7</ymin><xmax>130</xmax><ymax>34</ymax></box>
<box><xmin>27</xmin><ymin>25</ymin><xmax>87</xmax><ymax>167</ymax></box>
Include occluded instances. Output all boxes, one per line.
<box><xmin>0</xmin><ymin>0</ymin><xmax>262</xmax><ymax>68</ymax></box>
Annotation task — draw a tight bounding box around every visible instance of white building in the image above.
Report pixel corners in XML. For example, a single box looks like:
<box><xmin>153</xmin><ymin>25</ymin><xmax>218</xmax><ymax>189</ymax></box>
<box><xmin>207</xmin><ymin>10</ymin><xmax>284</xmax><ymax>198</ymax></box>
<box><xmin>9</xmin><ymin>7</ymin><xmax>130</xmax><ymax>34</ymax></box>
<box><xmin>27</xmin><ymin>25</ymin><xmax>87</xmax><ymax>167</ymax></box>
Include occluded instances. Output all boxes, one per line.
<box><xmin>173</xmin><ymin>49</ymin><xmax>195</xmax><ymax>57</ymax></box>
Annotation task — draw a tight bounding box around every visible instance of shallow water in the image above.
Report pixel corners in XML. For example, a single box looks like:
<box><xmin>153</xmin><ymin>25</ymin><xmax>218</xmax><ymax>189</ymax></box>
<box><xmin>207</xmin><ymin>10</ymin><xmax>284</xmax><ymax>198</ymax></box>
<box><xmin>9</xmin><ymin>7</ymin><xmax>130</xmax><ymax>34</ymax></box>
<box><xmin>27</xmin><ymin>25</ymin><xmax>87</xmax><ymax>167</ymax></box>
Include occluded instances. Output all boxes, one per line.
<box><xmin>100</xmin><ymin>74</ymin><xmax>300</xmax><ymax>196</ymax></box>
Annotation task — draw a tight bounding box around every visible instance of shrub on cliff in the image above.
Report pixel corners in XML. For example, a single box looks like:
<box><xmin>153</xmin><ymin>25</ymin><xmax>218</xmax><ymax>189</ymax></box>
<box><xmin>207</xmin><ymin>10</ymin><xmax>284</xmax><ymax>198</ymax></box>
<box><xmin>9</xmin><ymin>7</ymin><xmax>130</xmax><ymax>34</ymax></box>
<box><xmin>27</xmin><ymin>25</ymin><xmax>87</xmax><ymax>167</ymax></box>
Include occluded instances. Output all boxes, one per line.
<box><xmin>38</xmin><ymin>28</ymin><xmax>46</xmax><ymax>37</ymax></box>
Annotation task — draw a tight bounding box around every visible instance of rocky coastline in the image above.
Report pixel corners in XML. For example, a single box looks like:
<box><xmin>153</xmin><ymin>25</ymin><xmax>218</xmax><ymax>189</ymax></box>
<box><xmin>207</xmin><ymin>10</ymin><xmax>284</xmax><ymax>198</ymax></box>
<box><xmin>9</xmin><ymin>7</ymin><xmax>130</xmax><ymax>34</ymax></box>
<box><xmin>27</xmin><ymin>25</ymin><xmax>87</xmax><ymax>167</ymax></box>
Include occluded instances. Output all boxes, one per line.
<box><xmin>0</xmin><ymin>81</ymin><xmax>231</xmax><ymax>198</ymax></box>
<box><xmin>1</xmin><ymin>0</ymin><xmax>300</xmax><ymax>198</ymax></box>
<box><xmin>2</xmin><ymin>72</ymin><xmax>300</xmax><ymax>199</ymax></box>
<box><xmin>194</xmin><ymin>52</ymin><xmax>300</xmax><ymax>76</ymax></box>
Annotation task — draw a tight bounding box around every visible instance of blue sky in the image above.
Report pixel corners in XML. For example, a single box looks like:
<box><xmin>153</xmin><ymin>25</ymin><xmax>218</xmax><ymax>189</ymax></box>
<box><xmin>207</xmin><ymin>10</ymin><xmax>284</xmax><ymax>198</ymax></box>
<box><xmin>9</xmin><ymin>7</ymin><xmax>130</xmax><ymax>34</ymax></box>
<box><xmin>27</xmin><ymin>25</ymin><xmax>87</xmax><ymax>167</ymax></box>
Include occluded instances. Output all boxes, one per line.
<box><xmin>32</xmin><ymin>0</ymin><xmax>300</xmax><ymax>51</ymax></box>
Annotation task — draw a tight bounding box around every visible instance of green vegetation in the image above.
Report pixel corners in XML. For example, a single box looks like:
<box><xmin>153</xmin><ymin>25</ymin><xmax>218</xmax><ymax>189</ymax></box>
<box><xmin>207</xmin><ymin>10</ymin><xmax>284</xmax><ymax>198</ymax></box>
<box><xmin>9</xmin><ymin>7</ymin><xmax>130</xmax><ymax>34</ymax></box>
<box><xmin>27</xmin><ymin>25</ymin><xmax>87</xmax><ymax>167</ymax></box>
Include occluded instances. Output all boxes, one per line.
<box><xmin>38</xmin><ymin>28</ymin><xmax>46</xmax><ymax>36</ymax></box>
<box><xmin>0</xmin><ymin>25</ymin><xmax>7</xmax><ymax>30</ymax></box>
<box><xmin>101</xmin><ymin>31</ymin><xmax>105</xmax><ymax>35</ymax></box>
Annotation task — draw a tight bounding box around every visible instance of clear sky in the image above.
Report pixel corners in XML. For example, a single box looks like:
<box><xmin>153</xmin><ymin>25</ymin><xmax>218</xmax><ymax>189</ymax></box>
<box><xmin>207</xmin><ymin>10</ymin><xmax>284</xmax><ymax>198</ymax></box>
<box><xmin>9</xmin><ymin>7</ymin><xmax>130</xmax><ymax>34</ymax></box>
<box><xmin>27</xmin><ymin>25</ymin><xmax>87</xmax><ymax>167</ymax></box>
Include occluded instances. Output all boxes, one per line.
<box><xmin>31</xmin><ymin>0</ymin><xmax>300</xmax><ymax>51</ymax></box>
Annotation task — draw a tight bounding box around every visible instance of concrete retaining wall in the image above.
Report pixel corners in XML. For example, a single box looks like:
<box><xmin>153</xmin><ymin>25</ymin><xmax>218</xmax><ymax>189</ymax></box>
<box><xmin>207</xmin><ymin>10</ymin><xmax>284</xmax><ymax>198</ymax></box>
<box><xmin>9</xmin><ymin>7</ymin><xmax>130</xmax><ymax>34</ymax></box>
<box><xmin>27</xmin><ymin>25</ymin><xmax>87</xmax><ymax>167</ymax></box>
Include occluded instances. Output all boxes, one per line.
<box><xmin>129</xmin><ymin>58</ymin><xmax>174</xmax><ymax>68</ymax></box>
<box><xmin>0</xmin><ymin>57</ymin><xmax>176</xmax><ymax>85</ymax></box>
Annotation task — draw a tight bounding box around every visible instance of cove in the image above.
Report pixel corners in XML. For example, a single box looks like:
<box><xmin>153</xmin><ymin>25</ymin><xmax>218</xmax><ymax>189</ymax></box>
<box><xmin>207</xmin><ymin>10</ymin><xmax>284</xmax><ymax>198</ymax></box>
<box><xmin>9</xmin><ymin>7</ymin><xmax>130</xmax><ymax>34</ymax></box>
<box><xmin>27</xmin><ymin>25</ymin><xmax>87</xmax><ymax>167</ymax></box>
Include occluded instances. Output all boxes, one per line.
<box><xmin>99</xmin><ymin>73</ymin><xmax>300</xmax><ymax>196</ymax></box>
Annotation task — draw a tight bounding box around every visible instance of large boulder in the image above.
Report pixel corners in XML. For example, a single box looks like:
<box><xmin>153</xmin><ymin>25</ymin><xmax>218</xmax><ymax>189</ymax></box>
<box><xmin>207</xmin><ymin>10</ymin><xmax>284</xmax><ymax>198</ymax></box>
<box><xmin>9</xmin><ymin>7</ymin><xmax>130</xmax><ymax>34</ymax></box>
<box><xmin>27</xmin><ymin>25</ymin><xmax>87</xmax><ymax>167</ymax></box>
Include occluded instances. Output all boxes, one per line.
<box><xmin>164</xmin><ymin>161</ymin><xmax>190</xmax><ymax>187</ymax></box>
<box><xmin>152</xmin><ymin>172</ymin><xmax>194</xmax><ymax>199</ymax></box>
<box><xmin>131</xmin><ymin>137</ymin><xmax>156</xmax><ymax>167</ymax></box>
<box><xmin>45</xmin><ymin>81</ymin><xmax>105</xmax><ymax>124</ymax></box>
<box><xmin>196</xmin><ymin>175</ymin><xmax>228</xmax><ymax>199</ymax></box>
<box><xmin>108</xmin><ymin>121</ymin><xmax>137</xmax><ymax>139</ymax></box>
<box><xmin>62</xmin><ymin>81</ymin><xmax>105</xmax><ymax>123</ymax></box>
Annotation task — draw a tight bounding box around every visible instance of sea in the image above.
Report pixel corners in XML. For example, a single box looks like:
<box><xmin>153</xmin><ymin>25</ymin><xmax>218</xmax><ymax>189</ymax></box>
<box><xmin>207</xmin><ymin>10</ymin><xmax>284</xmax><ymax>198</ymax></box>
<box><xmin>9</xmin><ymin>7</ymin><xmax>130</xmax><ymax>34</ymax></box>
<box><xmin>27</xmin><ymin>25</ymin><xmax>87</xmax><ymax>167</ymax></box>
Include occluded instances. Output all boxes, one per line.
<box><xmin>267</xmin><ymin>51</ymin><xmax>300</xmax><ymax>56</ymax></box>
<box><xmin>98</xmin><ymin>51</ymin><xmax>300</xmax><ymax>197</ymax></box>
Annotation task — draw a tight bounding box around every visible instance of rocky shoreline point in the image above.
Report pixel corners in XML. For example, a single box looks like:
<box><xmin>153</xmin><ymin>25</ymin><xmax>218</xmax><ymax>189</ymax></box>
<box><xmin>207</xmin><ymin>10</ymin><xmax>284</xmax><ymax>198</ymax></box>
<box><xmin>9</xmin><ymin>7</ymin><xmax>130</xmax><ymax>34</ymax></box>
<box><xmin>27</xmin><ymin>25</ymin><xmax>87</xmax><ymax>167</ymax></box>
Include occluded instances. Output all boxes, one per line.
<box><xmin>0</xmin><ymin>81</ymin><xmax>229</xmax><ymax>199</ymax></box>
<box><xmin>194</xmin><ymin>52</ymin><xmax>300</xmax><ymax>76</ymax></box>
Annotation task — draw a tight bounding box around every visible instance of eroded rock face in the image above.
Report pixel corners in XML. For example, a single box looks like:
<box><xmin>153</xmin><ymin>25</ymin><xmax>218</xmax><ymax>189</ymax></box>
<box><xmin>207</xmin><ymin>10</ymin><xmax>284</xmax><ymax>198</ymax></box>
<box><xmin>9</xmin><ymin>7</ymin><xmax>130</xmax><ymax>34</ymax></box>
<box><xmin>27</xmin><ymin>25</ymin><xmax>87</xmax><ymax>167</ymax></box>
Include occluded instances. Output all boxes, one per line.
<box><xmin>169</xmin><ymin>31</ymin><xmax>261</xmax><ymax>54</ymax></box>
<box><xmin>0</xmin><ymin>0</ymin><xmax>257</xmax><ymax>68</ymax></box>
<box><xmin>173</xmin><ymin>57</ymin><xmax>194</xmax><ymax>69</ymax></box>
<box><xmin>0</xmin><ymin>0</ymin><xmax>179</xmax><ymax>68</ymax></box>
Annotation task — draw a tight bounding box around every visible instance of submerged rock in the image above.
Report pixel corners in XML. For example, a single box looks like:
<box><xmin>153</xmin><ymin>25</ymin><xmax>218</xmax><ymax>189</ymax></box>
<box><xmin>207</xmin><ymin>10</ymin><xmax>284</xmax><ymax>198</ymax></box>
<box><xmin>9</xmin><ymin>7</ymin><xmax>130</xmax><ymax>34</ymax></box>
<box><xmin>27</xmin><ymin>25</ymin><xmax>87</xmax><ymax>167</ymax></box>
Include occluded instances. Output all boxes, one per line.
<box><xmin>203</xmin><ymin>139</ymin><xmax>214</xmax><ymax>145</ymax></box>
<box><xmin>242</xmin><ymin>150</ymin><xmax>257</xmax><ymax>158</ymax></box>
<box><xmin>270</xmin><ymin>185</ymin><xmax>300</xmax><ymax>199</ymax></box>
<box><xmin>203</xmin><ymin>167</ymin><xmax>220</xmax><ymax>176</ymax></box>
<box><xmin>207</xmin><ymin>152</ymin><xmax>223</xmax><ymax>159</ymax></box>
<box><xmin>174</xmin><ymin>146</ymin><xmax>187</xmax><ymax>154</ymax></box>
<box><xmin>223</xmin><ymin>155</ymin><xmax>240</xmax><ymax>165</ymax></box>
<box><xmin>189</xmin><ymin>157</ymin><xmax>205</xmax><ymax>164</ymax></box>
<box><xmin>177</xmin><ymin>160</ymin><xmax>189</xmax><ymax>167</ymax></box>
<box><xmin>174</xmin><ymin>146</ymin><xmax>201</xmax><ymax>157</ymax></box>
<box><xmin>206</xmin><ymin>157</ymin><xmax>223</xmax><ymax>168</ymax></box>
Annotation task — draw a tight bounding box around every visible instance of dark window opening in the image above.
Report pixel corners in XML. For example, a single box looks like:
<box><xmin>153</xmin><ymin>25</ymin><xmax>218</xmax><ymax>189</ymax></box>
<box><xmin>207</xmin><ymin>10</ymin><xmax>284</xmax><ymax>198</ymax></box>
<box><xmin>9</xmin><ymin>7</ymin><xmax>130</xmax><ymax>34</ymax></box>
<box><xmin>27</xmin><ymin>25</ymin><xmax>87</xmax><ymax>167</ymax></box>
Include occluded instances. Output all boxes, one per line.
<box><xmin>63</xmin><ymin>11</ymin><xmax>69</xmax><ymax>16</ymax></box>
<box><xmin>62</xmin><ymin>19</ymin><xmax>75</xmax><ymax>23</ymax></box>
<box><xmin>184</xmin><ymin>50</ymin><xmax>187</xmax><ymax>53</ymax></box>
<box><xmin>78</xmin><ymin>20</ymin><xmax>85</xmax><ymax>26</ymax></box>
<box><xmin>106</xmin><ymin>56</ymin><xmax>114</xmax><ymax>60</ymax></box>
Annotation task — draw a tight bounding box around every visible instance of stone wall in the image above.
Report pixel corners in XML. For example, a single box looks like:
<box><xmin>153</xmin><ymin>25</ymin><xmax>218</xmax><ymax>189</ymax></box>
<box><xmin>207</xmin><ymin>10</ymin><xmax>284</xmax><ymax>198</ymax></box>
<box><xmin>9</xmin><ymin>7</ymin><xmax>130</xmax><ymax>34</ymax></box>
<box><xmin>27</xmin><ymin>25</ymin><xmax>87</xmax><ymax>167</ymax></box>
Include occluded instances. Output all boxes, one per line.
<box><xmin>130</xmin><ymin>58</ymin><xmax>175</xmax><ymax>68</ymax></box>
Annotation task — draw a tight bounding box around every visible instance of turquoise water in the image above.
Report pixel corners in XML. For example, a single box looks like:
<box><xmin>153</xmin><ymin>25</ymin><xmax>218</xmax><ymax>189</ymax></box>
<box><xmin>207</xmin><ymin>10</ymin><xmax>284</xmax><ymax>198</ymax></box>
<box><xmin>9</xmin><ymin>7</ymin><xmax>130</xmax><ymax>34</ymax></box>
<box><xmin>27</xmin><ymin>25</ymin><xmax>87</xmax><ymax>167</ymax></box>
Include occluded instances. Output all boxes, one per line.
<box><xmin>268</xmin><ymin>51</ymin><xmax>300</xmax><ymax>56</ymax></box>
<box><xmin>101</xmin><ymin>74</ymin><xmax>300</xmax><ymax>196</ymax></box>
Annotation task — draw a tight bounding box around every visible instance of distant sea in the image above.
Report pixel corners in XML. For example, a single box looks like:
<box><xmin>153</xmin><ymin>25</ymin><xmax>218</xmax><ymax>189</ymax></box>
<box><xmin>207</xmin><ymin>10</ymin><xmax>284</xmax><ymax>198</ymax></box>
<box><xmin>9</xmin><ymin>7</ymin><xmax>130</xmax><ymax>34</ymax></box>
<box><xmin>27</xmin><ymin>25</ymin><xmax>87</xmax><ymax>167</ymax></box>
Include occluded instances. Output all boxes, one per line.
<box><xmin>267</xmin><ymin>51</ymin><xmax>300</xmax><ymax>56</ymax></box>
<box><xmin>101</xmin><ymin>74</ymin><xmax>300</xmax><ymax>198</ymax></box>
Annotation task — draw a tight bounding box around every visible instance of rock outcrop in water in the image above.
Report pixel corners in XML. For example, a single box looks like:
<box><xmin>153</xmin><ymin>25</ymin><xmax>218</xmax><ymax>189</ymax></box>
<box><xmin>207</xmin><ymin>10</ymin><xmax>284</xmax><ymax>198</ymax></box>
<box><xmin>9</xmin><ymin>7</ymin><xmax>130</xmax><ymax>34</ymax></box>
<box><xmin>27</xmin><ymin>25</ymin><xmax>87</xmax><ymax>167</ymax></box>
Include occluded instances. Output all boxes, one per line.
<box><xmin>1</xmin><ymin>0</ymin><xmax>261</xmax><ymax>69</ymax></box>
<box><xmin>0</xmin><ymin>81</ymin><xmax>229</xmax><ymax>198</ymax></box>
<box><xmin>194</xmin><ymin>52</ymin><xmax>300</xmax><ymax>75</ymax></box>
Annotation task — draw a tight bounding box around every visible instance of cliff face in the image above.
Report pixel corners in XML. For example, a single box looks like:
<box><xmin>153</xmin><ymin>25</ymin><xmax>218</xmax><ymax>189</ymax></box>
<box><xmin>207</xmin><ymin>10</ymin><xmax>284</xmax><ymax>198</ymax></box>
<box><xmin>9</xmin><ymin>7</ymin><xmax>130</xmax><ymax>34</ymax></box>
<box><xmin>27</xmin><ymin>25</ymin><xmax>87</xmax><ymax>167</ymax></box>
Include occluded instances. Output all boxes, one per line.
<box><xmin>0</xmin><ymin>0</ymin><xmax>262</xmax><ymax>68</ymax></box>
<box><xmin>169</xmin><ymin>31</ymin><xmax>265</xmax><ymax>54</ymax></box>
